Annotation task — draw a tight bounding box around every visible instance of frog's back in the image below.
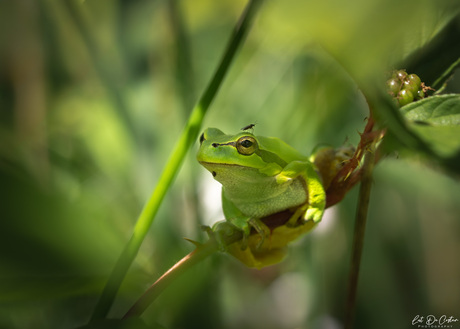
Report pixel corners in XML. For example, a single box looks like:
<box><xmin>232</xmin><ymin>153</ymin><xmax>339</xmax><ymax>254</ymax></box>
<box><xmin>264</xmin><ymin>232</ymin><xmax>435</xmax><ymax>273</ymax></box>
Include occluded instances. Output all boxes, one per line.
<box><xmin>257</xmin><ymin>136</ymin><xmax>308</xmax><ymax>163</ymax></box>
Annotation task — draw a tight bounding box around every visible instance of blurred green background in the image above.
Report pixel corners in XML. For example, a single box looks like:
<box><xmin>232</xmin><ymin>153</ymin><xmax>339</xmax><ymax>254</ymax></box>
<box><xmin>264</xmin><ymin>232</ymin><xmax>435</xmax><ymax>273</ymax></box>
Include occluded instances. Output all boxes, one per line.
<box><xmin>1</xmin><ymin>0</ymin><xmax>459</xmax><ymax>328</ymax></box>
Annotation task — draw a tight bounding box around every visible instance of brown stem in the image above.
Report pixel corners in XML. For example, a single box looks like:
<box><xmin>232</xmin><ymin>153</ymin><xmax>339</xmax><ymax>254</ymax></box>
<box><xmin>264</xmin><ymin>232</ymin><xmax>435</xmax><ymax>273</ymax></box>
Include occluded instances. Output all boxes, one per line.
<box><xmin>123</xmin><ymin>239</ymin><xmax>218</xmax><ymax>318</ymax></box>
<box><xmin>344</xmin><ymin>148</ymin><xmax>375</xmax><ymax>329</ymax></box>
<box><xmin>325</xmin><ymin>116</ymin><xmax>384</xmax><ymax>208</ymax></box>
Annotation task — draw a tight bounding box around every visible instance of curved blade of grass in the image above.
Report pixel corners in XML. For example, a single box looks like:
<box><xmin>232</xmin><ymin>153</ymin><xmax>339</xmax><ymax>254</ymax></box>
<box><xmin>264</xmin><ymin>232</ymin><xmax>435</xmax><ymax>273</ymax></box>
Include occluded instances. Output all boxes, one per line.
<box><xmin>90</xmin><ymin>0</ymin><xmax>263</xmax><ymax>321</ymax></box>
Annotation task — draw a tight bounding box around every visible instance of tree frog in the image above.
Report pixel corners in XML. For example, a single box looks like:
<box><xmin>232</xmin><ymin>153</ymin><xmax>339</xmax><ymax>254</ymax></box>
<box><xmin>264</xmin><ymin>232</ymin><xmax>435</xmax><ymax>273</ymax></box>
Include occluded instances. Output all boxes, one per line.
<box><xmin>197</xmin><ymin>127</ymin><xmax>326</xmax><ymax>268</ymax></box>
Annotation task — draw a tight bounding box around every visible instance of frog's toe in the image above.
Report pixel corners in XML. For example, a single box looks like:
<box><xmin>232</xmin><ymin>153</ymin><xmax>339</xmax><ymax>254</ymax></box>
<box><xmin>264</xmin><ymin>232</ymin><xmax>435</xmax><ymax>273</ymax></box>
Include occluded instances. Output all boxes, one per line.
<box><xmin>249</xmin><ymin>218</ymin><xmax>271</xmax><ymax>251</ymax></box>
<box><xmin>255</xmin><ymin>235</ymin><xmax>265</xmax><ymax>251</ymax></box>
<box><xmin>201</xmin><ymin>225</ymin><xmax>214</xmax><ymax>237</ymax></box>
<box><xmin>211</xmin><ymin>221</ymin><xmax>241</xmax><ymax>252</ymax></box>
<box><xmin>239</xmin><ymin>233</ymin><xmax>249</xmax><ymax>251</ymax></box>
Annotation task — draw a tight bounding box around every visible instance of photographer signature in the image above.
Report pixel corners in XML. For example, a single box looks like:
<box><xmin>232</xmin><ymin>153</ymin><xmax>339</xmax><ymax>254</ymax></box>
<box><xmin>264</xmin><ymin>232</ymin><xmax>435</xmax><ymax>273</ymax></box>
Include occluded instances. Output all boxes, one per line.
<box><xmin>412</xmin><ymin>315</ymin><xmax>459</xmax><ymax>327</ymax></box>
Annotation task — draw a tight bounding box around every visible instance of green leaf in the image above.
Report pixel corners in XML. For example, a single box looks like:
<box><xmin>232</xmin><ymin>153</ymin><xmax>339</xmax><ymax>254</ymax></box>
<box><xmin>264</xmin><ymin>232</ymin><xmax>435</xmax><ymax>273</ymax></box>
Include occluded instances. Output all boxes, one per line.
<box><xmin>400</xmin><ymin>94</ymin><xmax>460</xmax><ymax>125</ymax></box>
<box><xmin>400</xmin><ymin>94</ymin><xmax>460</xmax><ymax>157</ymax></box>
<box><xmin>410</xmin><ymin>124</ymin><xmax>460</xmax><ymax>157</ymax></box>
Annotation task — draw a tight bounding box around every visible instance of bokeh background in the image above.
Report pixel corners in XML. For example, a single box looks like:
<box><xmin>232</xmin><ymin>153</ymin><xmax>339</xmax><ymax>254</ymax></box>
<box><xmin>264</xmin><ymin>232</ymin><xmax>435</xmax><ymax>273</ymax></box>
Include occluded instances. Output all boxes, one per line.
<box><xmin>1</xmin><ymin>0</ymin><xmax>459</xmax><ymax>328</ymax></box>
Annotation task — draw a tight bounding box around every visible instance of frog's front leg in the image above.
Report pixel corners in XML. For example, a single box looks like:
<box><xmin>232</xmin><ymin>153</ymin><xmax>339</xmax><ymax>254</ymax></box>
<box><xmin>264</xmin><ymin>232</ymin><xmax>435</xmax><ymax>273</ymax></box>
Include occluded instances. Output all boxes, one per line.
<box><xmin>222</xmin><ymin>192</ymin><xmax>270</xmax><ymax>250</ymax></box>
<box><xmin>276</xmin><ymin>161</ymin><xmax>326</xmax><ymax>226</ymax></box>
<box><xmin>248</xmin><ymin>217</ymin><xmax>271</xmax><ymax>249</ymax></box>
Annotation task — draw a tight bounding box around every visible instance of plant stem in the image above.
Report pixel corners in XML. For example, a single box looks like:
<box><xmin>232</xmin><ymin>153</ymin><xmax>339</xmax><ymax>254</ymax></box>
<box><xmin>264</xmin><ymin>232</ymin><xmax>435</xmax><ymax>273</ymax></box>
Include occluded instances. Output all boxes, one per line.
<box><xmin>432</xmin><ymin>56</ymin><xmax>460</xmax><ymax>91</ymax></box>
<box><xmin>123</xmin><ymin>240</ymin><xmax>219</xmax><ymax>318</ymax></box>
<box><xmin>89</xmin><ymin>0</ymin><xmax>263</xmax><ymax>321</ymax></box>
<box><xmin>344</xmin><ymin>149</ymin><xmax>375</xmax><ymax>329</ymax></box>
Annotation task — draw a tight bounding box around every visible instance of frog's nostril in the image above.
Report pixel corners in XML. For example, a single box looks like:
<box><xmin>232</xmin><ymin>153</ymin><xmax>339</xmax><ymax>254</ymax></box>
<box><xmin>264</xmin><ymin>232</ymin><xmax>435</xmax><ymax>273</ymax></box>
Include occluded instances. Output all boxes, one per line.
<box><xmin>212</xmin><ymin>143</ymin><xmax>218</xmax><ymax>148</ymax></box>
<box><xmin>212</xmin><ymin>171</ymin><xmax>217</xmax><ymax>177</ymax></box>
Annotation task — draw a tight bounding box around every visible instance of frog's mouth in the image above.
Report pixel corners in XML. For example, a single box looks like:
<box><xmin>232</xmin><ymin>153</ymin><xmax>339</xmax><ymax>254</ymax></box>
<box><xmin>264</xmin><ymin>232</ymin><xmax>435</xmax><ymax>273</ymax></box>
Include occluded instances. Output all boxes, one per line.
<box><xmin>198</xmin><ymin>161</ymin><xmax>243</xmax><ymax>178</ymax></box>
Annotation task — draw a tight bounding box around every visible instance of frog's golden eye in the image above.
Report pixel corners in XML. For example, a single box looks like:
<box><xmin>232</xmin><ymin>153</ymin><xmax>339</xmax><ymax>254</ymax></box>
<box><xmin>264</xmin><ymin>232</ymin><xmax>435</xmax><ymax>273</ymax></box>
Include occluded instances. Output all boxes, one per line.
<box><xmin>236</xmin><ymin>136</ymin><xmax>258</xmax><ymax>155</ymax></box>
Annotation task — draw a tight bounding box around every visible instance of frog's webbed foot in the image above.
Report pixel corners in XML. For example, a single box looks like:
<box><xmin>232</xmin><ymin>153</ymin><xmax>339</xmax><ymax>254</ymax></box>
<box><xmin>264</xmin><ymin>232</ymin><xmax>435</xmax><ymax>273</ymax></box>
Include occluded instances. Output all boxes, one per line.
<box><xmin>201</xmin><ymin>224</ymin><xmax>226</xmax><ymax>251</ymax></box>
<box><xmin>204</xmin><ymin>222</ymin><xmax>243</xmax><ymax>252</ymax></box>
<box><xmin>286</xmin><ymin>204</ymin><xmax>308</xmax><ymax>227</ymax></box>
<box><xmin>208</xmin><ymin>218</ymin><xmax>271</xmax><ymax>252</ymax></box>
<box><xmin>240</xmin><ymin>232</ymin><xmax>249</xmax><ymax>251</ymax></box>
<box><xmin>237</xmin><ymin>222</ymin><xmax>251</xmax><ymax>251</ymax></box>
<box><xmin>210</xmin><ymin>223</ymin><xmax>248</xmax><ymax>252</ymax></box>
<box><xmin>201</xmin><ymin>225</ymin><xmax>214</xmax><ymax>238</ymax></box>
<box><xmin>248</xmin><ymin>218</ymin><xmax>271</xmax><ymax>250</ymax></box>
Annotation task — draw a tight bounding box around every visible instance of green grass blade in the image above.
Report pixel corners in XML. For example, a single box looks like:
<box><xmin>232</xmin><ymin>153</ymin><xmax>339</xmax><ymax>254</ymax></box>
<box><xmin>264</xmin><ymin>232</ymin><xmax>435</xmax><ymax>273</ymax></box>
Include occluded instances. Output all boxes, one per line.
<box><xmin>90</xmin><ymin>0</ymin><xmax>263</xmax><ymax>321</ymax></box>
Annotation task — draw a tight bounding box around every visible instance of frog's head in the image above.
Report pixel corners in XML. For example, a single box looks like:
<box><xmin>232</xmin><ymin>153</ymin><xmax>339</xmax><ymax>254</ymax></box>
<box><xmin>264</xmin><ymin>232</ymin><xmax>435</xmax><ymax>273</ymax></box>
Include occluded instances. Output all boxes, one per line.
<box><xmin>196</xmin><ymin>128</ymin><xmax>268</xmax><ymax>174</ymax></box>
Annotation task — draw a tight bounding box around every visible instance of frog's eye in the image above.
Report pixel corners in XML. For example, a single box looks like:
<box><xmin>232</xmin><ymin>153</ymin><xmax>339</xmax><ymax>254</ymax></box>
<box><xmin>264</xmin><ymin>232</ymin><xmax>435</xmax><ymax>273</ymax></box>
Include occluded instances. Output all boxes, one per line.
<box><xmin>199</xmin><ymin>133</ymin><xmax>205</xmax><ymax>145</ymax></box>
<box><xmin>236</xmin><ymin>136</ymin><xmax>258</xmax><ymax>155</ymax></box>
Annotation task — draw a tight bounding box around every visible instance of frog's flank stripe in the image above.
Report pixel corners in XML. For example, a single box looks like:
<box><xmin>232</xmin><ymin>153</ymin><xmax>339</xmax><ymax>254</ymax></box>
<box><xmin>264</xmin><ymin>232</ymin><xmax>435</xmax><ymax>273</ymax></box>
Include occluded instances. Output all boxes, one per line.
<box><xmin>212</xmin><ymin>142</ymin><xmax>237</xmax><ymax>148</ymax></box>
<box><xmin>255</xmin><ymin>149</ymin><xmax>287</xmax><ymax>167</ymax></box>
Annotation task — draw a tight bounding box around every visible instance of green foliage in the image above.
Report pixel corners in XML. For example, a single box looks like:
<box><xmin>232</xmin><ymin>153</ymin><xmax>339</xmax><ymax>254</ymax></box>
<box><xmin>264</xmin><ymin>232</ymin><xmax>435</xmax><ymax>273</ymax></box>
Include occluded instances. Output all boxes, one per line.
<box><xmin>401</xmin><ymin>94</ymin><xmax>460</xmax><ymax>125</ymax></box>
<box><xmin>401</xmin><ymin>94</ymin><xmax>460</xmax><ymax>157</ymax></box>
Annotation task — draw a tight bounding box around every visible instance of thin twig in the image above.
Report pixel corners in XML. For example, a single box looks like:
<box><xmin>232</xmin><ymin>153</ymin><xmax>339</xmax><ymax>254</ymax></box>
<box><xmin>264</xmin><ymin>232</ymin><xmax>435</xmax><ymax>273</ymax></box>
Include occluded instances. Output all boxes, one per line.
<box><xmin>123</xmin><ymin>240</ymin><xmax>219</xmax><ymax>318</ymax></box>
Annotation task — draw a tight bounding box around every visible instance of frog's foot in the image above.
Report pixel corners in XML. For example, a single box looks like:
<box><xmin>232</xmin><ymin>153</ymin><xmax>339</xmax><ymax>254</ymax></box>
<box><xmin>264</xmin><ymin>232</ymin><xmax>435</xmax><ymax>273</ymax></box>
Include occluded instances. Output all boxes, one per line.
<box><xmin>286</xmin><ymin>204</ymin><xmax>308</xmax><ymax>227</ymax></box>
<box><xmin>201</xmin><ymin>225</ymin><xmax>214</xmax><ymax>238</ymax></box>
<box><xmin>248</xmin><ymin>218</ymin><xmax>271</xmax><ymax>250</ymax></box>
<box><xmin>204</xmin><ymin>222</ymin><xmax>243</xmax><ymax>252</ymax></box>
<box><xmin>240</xmin><ymin>232</ymin><xmax>249</xmax><ymax>251</ymax></box>
<box><xmin>201</xmin><ymin>224</ymin><xmax>226</xmax><ymax>252</ymax></box>
<box><xmin>287</xmin><ymin>202</ymin><xmax>323</xmax><ymax>227</ymax></box>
